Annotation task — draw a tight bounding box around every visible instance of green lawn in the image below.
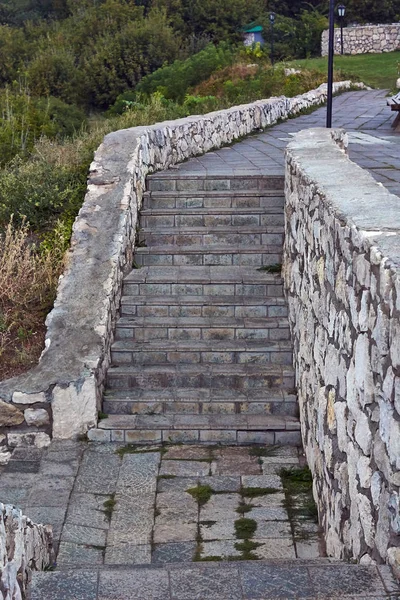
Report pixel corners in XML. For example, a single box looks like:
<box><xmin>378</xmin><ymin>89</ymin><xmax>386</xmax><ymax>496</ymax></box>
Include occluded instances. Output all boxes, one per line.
<box><xmin>285</xmin><ymin>51</ymin><xmax>400</xmax><ymax>91</ymax></box>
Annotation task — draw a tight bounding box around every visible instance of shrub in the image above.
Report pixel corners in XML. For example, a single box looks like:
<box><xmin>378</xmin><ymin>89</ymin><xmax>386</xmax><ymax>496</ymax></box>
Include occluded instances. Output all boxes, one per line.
<box><xmin>0</xmin><ymin>218</ymin><xmax>64</xmax><ymax>379</ymax></box>
<box><xmin>136</xmin><ymin>42</ymin><xmax>236</xmax><ymax>102</ymax></box>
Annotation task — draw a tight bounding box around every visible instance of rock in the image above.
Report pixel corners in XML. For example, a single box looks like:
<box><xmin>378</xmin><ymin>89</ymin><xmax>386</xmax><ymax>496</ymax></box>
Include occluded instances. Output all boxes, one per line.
<box><xmin>0</xmin><ymin>451</ymin><xmax>11</xmax><ymax>465</ymax></box>
<box><xmin>7</xmin><ymin>432</ymin><xmax>51</xmax><ymax>449</ymax></box>
<box><xmin>0</xmin><ymin>400</ymin><xmax>24</xmax><ymax>426</ymax></box>
<box><xmin>24</xmin><ymin>408</ymin><xmax>50</xmax><ymax>427</ymax></box>
<box><xmin>12</xmin><ymin>391</ymin><xmax>47</xmax><ymax>405</ymax></box>
<box><xmin>396</xmin><ymin>78</ymin><xmax>400</xmax><ymax>90</ymax></box>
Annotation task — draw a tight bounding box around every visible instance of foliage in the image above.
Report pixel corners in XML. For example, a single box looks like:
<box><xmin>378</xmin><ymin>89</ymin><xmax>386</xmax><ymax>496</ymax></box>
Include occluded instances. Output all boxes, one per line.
<box><xmin>0</xmin><ymin>86</ymin><xmax>87</xmax><ymax>165</ymax></box>
<box><xmin>137</xmin><ymin>42</ymin><xmax>236</xmax><ymax>102</ymax></box>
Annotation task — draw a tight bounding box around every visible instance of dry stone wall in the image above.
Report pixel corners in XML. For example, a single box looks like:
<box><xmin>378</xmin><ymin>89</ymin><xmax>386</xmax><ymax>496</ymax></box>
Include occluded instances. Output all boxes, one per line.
<box><xmin>0</xmin><ymin>81</ymin><xmax>364</xmax><ymax>459</ymax></box>
<box><xmin>0</xmin><ymin>503</ymin><xmax>53</xmax><ymax>600</ymax></box>
<box><xmin>283</xmin><ymin>127</ymin><xmax>400</xmax><ymax>571</ymax></box>
<box><xmin>322</xmin><ymin>24</ymin><xmax>400</xmax><ymax>56</ymax></box>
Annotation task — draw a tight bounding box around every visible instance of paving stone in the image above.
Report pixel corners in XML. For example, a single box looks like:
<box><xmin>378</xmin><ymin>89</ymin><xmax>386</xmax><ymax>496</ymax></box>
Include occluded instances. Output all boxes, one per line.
<box><xmin>200</xmin><ymin>520</ymin><xmax>236</xmax><ymax>541</ymax></box>
<box><xmin>61</xmin><ymin>523</ymin><xmax>107</xmax><ymax>547</ymax></box>
<box><xmin>56</xmin><ymin>542</ymin><xmax>104</xmax><ymax>567</ymax></box>
<box><xmin>153</xmin><ymin>521</ymin><xmax>197</xmax><ymax>543</ymax></box>
<box><xmin>170</xmin><ymin>565</ymin><xmax>242</xmax><ymax>600</ymax></box>
<box><xmin>105</xmin><ymin>543</ymin><xmax>152</xmax><ymax>565</ymax></box>
<box><xmin>199</xmin><ymin>476</ymin><xmax>241</xmax><ymax>492</ymax></box>
<box><xmin>308</xmin><ymin>565</ymin><xmax>388</xmax><ymax>598</ymax></box>
<box><xmin>163</xmin><ymin>445</ymin><xmax>212</xmax><ymax>460</ymax></box>
<box><xmin>247</xmin><ymin>506</ymin><xmax>289</xmax><ymax>521</ymax></box>
<box><xmin>116</xmin><ymin>452</ymin><xmax>160</xmax><ymax>496</ymax></box>
<box><xmin>40</xmin><ymin>460</ymin><xmax>80</xmax><ymax>477</ymax></box>
<box><xmin>5</xmin><ymin>459</ymin><xmax>40</xmax><ymax>473</ymax></box>
<box><xmin>157</xmin><ymin>476</ymin><xmax>199</xmax><ymax>492</ymax></box>
<box><xmin>253</xmin><ymin>520</ymin><xmax>292</xmax><ymax>538</ymax></box>
<box><xmin>201</xmin><ymin>539</ymin><xmax>241</xmax><ymax>559</ymax></box>
<box><xmin>160</xmin><ymin>460</ymin><xmax>210</xmax><ymax>477</ymax></box>
<box><xmin>240</xmin><ymin>562</ymin><xmax>313</xmax><ymax>598</ymax></box>
<box><xmin>98</xmin><ymin>568</ymin><xmax>170</xmax><ymax>600</ymax></box>
<box><xmin>31</xmin><ymin>570</ymin><xmax>98</xmax><ymax>600</ymax></box>
<box><xmin>246</xmin><ymin>492</ymin><xmax>286</xmax><ymax>507</ymax></box>
<box><xmin>66</xmin><ymin>493</ymin><xmax>110</xmax><ymax>530</ymax></box>
<box><xmin>200</xmin><ymin>493</ymin><xmax>240</xmax><ymax>521</ymax></box>
<box><xmin>75</xmin><ymin>453</ymin><xmax>120</xmax><ymax>495</ymax></box>
<box><xmin>24</xmin><ymin>506</ymin><xmax>66</xmax><ymax>537</ymax></box>
<box><xmin>241</xmin><ymin>474</ymin><xmax>283</xmax><ymax>490</ymax></box>
<box><xmin>152</xmin><ymin>542</ymin><xmax>197</xmax><ymax>564</ymax></box>
<box><xmin>295</xmin><ymin>540</ymin><xmax>322</xmax><ymax>559</ymax></box>
<box><xmin>213</xmin><ymin>448</ymin><xmax>261</xmax><ymax>476</ymax></box>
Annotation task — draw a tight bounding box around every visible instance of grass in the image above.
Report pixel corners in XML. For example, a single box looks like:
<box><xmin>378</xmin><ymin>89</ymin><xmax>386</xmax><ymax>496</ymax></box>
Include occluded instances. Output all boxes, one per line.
<box><xmin>285</xmin><ymin>51</ymin><xmax>400</xmax><ymax>91</ymax></box>
<box><xmin>280</xmin><ymin>466</ymin><xmax>319</xmax><ymax>524</ymax></box>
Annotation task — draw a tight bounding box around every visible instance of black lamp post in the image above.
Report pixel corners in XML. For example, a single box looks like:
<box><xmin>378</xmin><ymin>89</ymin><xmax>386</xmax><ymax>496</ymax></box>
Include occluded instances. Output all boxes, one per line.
<box><xmin>326</xmin><ymin>0</ymin><xmax>335</xmax><ymax>128</ymax></box>
<box><xmin>338</xmin><ymin>4</ymin><xmax>346</xmax><ymax>55</ymax></box>
<box><xmin>269</xmin><ymin>13</ymin><xmax>275</xmax><ymax>67</ymax></box>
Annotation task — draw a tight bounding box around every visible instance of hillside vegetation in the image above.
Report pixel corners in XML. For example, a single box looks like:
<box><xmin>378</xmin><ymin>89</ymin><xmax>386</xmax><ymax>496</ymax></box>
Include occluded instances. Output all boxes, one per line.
<box><xmin>0</xmin><ymin>0</ymin><xmax>398</xmax><ymax>378</ymax></box>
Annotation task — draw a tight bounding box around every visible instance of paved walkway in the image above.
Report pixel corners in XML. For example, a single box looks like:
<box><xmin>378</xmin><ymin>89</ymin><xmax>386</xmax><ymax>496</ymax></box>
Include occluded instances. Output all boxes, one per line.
<box><xmin>172</xmin><ymin>89</ymin><xmax>400</xmax><ymax>197</ymax></box>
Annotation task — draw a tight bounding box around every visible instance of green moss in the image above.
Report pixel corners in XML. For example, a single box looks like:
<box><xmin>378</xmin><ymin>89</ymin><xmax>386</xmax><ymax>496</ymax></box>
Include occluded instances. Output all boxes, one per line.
<box><xmin>234</xmin><ymin>518</ymin><xmax>257</xmax><ymax>539</ymax></box>
<box><xmin>235</xmin><ymin>539</ymin><xmax>262</xmax><ymax>560</ymax></box>
<box><xmin>157</xmin><ymin>474</ymin><xmax>176</xmax><ymax>480</ymax></box>
<box><xmin>241</xmin><ymin>487</ymin><xmax>280</xmax><ymax>498</ymax></box>
<box><xmin>116</xmin><ymin>445</ymin><xmax>161</xmax><ymax>457</ymax></box>
<box><xmin>236</xmin><ymin>501</ymin><xmax>254</xmax><ymax>515</ymax></box>
<box><xmin>98</xmin><ymin>411</ymin><xmax>108</xmax><ymax>421</ymax></box>
<box><xmin>186</xmin><ymin>484</ymin><xmax>214</xmax><ymax>507</ymax></box>
<box><xmin>280</xmin><ymin>467</ymin><xmax>313</xmax><ymax>493</ymax></box>
<box><xmin>103</xmin><ymin>494</ymin><xmax>116</xmax><ymax>521</ymax></box>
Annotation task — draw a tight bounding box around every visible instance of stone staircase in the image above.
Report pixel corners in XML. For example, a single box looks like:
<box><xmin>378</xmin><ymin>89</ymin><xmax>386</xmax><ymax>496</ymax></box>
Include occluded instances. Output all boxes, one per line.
<box><xmin>89</xmin><ymin>173</ymin><xmax>301</xmax><ymax>445</ymax></box>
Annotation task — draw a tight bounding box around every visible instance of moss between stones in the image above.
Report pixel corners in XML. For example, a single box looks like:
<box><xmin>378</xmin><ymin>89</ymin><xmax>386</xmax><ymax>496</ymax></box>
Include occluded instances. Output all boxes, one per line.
<box><xmin>103</xmin><ymin>494</ymin><xmax>116</xmax><ymax>521</ymax></box>
<box><xmin>234</xmin><ymin>539</ymin><xmax>262</xmax><ymax>560</ymax></box>
<box><xmin>186</xmin><ymin>484</ymin><xmax>214</xmax><ymax>507</ymax></box>
<box><xmin>234</xmin><ymin>517</ymin><xmax>257</xmax><ymax>539</ymax></box>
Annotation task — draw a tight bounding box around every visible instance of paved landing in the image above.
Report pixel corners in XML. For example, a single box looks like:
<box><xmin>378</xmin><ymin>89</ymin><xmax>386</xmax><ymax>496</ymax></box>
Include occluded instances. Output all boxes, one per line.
<box><xmin>165</xmin><ymin>90</ymin><xmax>400</xmax><ymax>197</ymax></box>
<box><xmin>1</xmin><ymin>443</ymin><xmax>321</xmax><ymax>567</ymax></box>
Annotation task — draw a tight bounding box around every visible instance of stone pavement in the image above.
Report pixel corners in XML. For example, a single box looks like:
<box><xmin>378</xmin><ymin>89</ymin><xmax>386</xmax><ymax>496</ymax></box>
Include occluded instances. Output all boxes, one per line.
<box><xmin>172</xmin><ymin>89</ymin><xmax>400</xmax><ymax>197</ymax></box>
<box><xmin>1</xmin><ymin>443</ymin><xmax>321</xmax><ymax>566</ymax></box>
<box><xmin>2</xmin><ymin>442</ymin><xmax>398</xmax><ymax>599</ymax></box>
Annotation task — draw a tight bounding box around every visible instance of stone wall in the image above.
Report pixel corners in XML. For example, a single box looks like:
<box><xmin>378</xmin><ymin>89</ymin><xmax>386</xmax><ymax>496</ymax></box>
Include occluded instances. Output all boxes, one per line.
<box><xmin>0</xmin><ymin>81</ymin><xmax>364</xmax><ymax>459</ymax></box>
<box><xmin>0</xmin><ymin>503</ymin><xmax>53</xmax><ymax>599</ymax></box>
<box><xmin>322</xmin><ymin>24</ymin><xmax>400</xmax><ymax>56</ymax></box>
<box><xmin>283</xmin><ymin>127</ymin><xmax>400</xmax><ymax>571</ymax></box>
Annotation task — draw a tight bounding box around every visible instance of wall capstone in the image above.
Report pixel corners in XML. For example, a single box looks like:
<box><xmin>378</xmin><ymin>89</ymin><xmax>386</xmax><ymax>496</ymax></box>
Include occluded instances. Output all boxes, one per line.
<box><xmin>322</xmin><ymin>24</ymin><xmax>400</xmax><ymax>56</ymax></box>
<box><xmin>0</xmin><ymin>81</ymin><xmax>366</xmax><ymax>458</ymax></box>
<box><xmin>283</xmin><ymin>127</ymin><xmax>400</xmax><ymax>570</ymax></box>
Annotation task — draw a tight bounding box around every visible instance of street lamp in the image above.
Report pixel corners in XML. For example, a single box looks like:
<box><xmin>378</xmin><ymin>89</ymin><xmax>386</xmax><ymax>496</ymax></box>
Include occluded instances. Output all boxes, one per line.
<box><xmin>326</xmin><ymin>0</ymin><xmax>335</xmax><ymax>127</ymax></box>
<box><xmin>338</xmin><ymin>4</ymin><xmax>346</xmax><ymax>55</ymax></box>
<box><xmin>269</xmin><ymin>13</ymin><xmax>275</xmax><ymax>67</ymax></box>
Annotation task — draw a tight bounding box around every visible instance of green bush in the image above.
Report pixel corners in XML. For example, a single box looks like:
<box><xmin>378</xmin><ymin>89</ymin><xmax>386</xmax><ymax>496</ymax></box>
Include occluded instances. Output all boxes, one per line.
<box><xmin>0</xmin><ymin>88</ymin><xmax>87</xmax><ymax>166</ymax></box>
<box><xmin>137</xmin><ymin>42</ymin><xmax>236</xmax><ymax>102</ymax></box>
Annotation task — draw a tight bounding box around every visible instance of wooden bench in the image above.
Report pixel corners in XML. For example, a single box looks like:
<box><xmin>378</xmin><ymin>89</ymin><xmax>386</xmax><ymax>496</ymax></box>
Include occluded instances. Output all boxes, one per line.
<box><xmin>388</xmin><ymin>91</ymin><xmax>400</xmax><ymax>131</ymax></box>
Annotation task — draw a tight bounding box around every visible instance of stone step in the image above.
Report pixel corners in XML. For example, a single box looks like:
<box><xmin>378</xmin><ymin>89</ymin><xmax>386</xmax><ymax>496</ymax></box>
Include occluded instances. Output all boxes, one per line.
<box><xmin>123</xmin><ymin>268</ymin><xmax>284</xmax><ymax>297</ymax></box>
<box><xmin>110</xmin><ymin>339</ymin><xmax>293</xmax><ymax>366</ymax></box>
<box><xmin>146</xmin><ymin>173</ymin><xmax>284</xmax><ymax>192</ymax></box>
<box><xmin>89</xmin><ymin>414</ymin><xmax>301</xmax><ymax>445</ymax></box>
<box><xmin>120</xmin><ymin>295</ymin><xmax>288</xmax><ymax>318</ymax></box>
<box><xmin>138</xmin><ymin>227</ymin><xmax>283</xmax><ymax>248</ymax></box>
<box><xmin>30</xmin><ymin>560</ymin><xmax>399</xmax><ymax>599</ymax></box>
<box><xmin>140</xmin><ymin>208</ymin><xmax>284</xmax><ymax>228</ymax></box>
<box><xmin>134</xmin><ymin>246</ymin><xmax>281</xmax><ymax>267</ymax></box>
<box><xmin>103</xmin><ymin>388</ymin><xmax>298</xmax><ymax>417</ymax></box>
<box><xmin>106</xmin><ymin>363</ymin><xmax>295</xmax><ymax>392</ymax></box>
<box><xmin>142</xmin><ymin>189</ymin><xmax>285</xmax><ymax>210</ymax></box>
<box><xmin>115</xmin><ymin>316</ymin><xmax>290</xmax><ymax>341</ymax></box>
